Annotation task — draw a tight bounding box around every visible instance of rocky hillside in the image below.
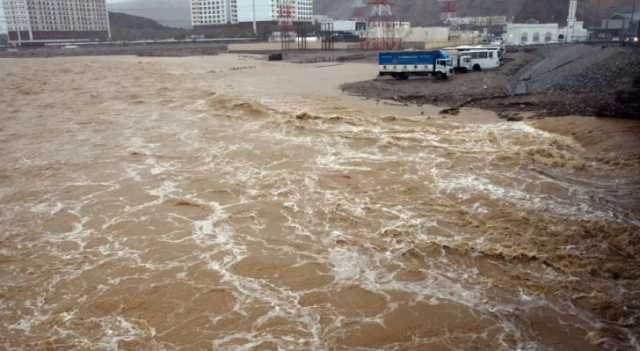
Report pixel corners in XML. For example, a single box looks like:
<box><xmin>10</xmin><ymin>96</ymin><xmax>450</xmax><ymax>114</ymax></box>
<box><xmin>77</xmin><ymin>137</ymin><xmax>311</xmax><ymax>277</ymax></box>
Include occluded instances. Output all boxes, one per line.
<box><xmin>107</xmin><ymin>0</ymin><xmax>192</xmax><ymax>28</ymax></box>
<box><xmin>109</xmin><ymin>12</ymin><xmax>188</xmax><ymax>41</ymax></box>
<box><xmin>318</xmin><ymin>0</ymin><xmax>636</xmax><ymax>26</ymax></box>
<box><xmin>105</xmin><ymin>0</ymin><xmax>636</xmax><ymax>31</ymax></box>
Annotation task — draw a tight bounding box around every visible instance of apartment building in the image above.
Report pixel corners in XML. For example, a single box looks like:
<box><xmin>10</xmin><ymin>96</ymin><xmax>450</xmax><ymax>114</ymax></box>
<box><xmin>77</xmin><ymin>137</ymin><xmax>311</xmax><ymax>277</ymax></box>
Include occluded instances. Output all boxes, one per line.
<box><xmin>191</xmin><ymin>0</ymin><xmax>237</xmax><ymax>26</ymax></box>
<box><xmin>3</xmin><ymin>0</ymin><xmax>110</xmax><ymax>44</ymax></box>
<box><xmin>192</xmin><ymin>0</ymin><xmax>313</xmax><ymax>27</ymax></box>
<box><xmin>0</xmin><ymin>2</ymin><xmax>7</xmax><ymax>34</ymax></box>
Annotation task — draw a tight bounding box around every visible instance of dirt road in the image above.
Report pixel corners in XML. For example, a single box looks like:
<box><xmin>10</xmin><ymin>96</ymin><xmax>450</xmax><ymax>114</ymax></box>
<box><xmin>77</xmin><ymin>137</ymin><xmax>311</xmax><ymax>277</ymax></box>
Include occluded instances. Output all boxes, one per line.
<box><xmin>0</xmin><ymin>55</ymin><xmax>639</xmax><ymax>350</ymax></box>
<box><xmin>343</xmin><ymin>45</ymin><xmax>640</xmax><ymax>119</ymax></box>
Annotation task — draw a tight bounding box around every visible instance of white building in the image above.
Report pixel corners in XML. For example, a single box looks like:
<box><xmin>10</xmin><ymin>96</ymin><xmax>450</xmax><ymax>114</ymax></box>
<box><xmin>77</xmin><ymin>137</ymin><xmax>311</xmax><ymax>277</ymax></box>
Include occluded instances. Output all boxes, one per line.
<box><xmin>3</xmin><ymin>0</ymin><xmax>110</xmax><ymax>45</ymax></box>
<box><xmin>236</xmin><ymin>0</ymin><xmax>278</xmax><ymax>23</ymax></box>
<box><xmin>331</xmin><ymin>19</ymin><xmax>366</xmax><ymax>35</ymax></box>
<box><xmin>504</xmin><ymin>0</ymin><xmax>587</xmax><ymax>46</ymax></box>
<box><xmin>297</xmin><ymin>0</ymin><xmax>314</xmax><ymax>21</ymax></box>
<box><xmin>504</xmin><ymin>23</ymin><xmax>560</xmax><ymax>46</ymax></box>
<box><xmin>191</xmin><ymin>0</ymin><xmax>237</xmax><ymax>26</ymax></box>
<box><xmin>0</xmin><ymin>2</ymin><xmax>7</xmax><ymax>34</ymax></box>
<box><xmin>235</xmin><ymin>0</ymin><xmax>313</xmax><ymax>23</ymax></box>
<box><xmin>192</xmin><ymin>0</ymin><xmax>313</xmax><ymax>27</ymax></box>
<box><xmin>402</xmin><ymin>26</ymin><xmax>450</xmax><ymax>44</ymax></box>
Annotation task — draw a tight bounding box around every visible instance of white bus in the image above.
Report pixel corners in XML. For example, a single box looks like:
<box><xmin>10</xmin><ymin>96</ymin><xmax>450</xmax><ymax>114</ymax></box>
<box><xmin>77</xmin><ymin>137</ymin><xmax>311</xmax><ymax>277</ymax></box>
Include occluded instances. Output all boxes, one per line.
<box><xmin>458</xmin><ymin>48</ymin><xmax>501</xmax><ymax>71</ymax></box>
<box><xmin>443</xmin><ymin>45</ymin><xmax>503</xmax><ymax>72</ymax></box>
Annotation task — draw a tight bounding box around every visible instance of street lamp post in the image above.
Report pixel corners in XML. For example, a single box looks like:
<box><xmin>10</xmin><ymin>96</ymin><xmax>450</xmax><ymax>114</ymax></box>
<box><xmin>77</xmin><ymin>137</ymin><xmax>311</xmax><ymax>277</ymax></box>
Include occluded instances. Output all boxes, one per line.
<box><xmin>628</xmin><ymin>0</ymin><xmax>638</xmax><ymax>43</ymax></box>
<box><xmin>253</xmin><ymin>0</ymin><xmax>257</xmax><ymax>35</ymax></box>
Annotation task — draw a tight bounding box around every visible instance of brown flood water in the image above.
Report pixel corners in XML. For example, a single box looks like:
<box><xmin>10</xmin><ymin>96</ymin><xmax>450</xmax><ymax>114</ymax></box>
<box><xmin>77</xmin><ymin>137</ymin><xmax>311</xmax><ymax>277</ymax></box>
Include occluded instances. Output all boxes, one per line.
<box><xmin>0</xmin><ymin>55</ymin><xmax>639</xmax><ymax>351</ymax></box>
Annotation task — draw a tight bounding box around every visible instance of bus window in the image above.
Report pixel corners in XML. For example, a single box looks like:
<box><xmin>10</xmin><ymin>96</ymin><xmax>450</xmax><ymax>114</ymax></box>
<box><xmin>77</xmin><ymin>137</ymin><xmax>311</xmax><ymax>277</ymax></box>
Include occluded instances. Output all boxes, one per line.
<box><xmin>489</xmin><ymin>52</ymin><xmax>493</xmax><ymax>58</ymax></box>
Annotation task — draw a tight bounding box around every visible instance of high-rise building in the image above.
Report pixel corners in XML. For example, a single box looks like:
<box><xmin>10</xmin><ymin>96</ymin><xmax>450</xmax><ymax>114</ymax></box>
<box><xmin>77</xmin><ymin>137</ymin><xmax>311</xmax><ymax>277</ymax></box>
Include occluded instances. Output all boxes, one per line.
<box><xmin>3</xmin><ymin>0</ymin><xmax>110</xmax><ymax>45</ymax></box>
<box><xmin>296</xmin><ymin>0</ymin><xmax>314</xmax><ymax>22</ymax></box>
<box><xmin>0</xmin><ymin>2</ymin><xmax>7</xmax><ymax>34</ymax></box>
<box><xmin>191</xmin><ymin>0</ymin><xmax>237</xmax><ymax>26</ymax></box>
<box><xmin>191</xmin><ymin>0</ymin><xmax>313</xmax><ymax>27</ymax></box>
<box><xmin>235</xmin><ymin>0</ymin><xmax>275</xmax><ymax>23</ymax></box>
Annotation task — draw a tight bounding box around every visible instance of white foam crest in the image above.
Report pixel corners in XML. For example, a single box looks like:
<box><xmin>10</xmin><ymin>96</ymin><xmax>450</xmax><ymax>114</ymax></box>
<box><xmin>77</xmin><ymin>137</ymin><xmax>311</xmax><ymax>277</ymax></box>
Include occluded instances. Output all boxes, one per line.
<box><xmin>31</xmin><ymin>201</ymin><xmax>64</xmax><ymax>215</ymax></box>
<box><xmin>207</xmin><ymin>264</ymin><xmax>326</xmax><ymax>350</ymax></box>
<box><xmin>146</xmin><ymin>180</ymin><xmax>179</xmax><ymax>200</ymax></box>
<box><xmin>127</xmin><ymin>136</ymin><xmax>158</xmax><ymax>155</ymax></box>
<box><xmin>145</xmin><ymin>157</ymin><xmax>178</xmax><ymax>175</ymax></box>
<box><xmin>9</xmin><ymin>294</ymin><xmax>51</xmax><ymax>334</ymax></box>
<box><xmin>92</xmin><ymin>316</ymin><xmax>153</xmax><ymax>351</ymax></box>
<box><xmin>328</xmin><ymin>247</ymin><xmax>375</xmax><ymax>285</ymax></box>
<box><xmin>434</xmin><ymin>174</ymin><xmax>623</xmax><ymax>223</ymax></box>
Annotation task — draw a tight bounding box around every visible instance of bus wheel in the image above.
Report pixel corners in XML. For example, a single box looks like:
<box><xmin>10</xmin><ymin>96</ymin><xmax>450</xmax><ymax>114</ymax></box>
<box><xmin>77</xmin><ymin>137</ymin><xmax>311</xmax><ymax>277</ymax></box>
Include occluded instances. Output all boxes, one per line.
<box><xmin>473</xmin><ymin>64</ymin><xmax>482</xmax><ymax>72</ymax></box>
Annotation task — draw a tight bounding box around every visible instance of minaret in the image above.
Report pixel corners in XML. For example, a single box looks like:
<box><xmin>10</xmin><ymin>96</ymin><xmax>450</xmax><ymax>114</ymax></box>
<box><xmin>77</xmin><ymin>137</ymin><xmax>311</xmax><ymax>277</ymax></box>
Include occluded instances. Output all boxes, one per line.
<box><xmin>567</xmin><ymin>0</ymin><xmax>577</xmax><ymax>24</ymax></box>
<box><xmin>566</xmin><ymin>0</ymin><xmax>578</xmax><ymax>41</ymax></box>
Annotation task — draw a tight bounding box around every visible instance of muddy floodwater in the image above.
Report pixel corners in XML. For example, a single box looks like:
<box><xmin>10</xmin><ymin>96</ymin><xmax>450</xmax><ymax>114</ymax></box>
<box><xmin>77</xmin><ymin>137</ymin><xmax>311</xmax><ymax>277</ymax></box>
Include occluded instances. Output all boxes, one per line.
<box><xmin>1</xmin><ymin>55</ymin><xmax>639</xmax><ymax>351</ymax></box>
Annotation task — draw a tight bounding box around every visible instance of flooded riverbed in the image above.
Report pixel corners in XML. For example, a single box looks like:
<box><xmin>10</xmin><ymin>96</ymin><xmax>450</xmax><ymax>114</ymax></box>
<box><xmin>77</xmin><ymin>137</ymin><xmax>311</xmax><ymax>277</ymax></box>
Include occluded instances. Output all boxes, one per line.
<box><xmin>1</xmin><ymin>55</ymin><xmax>639</xmax><ymax>350</ymax></box>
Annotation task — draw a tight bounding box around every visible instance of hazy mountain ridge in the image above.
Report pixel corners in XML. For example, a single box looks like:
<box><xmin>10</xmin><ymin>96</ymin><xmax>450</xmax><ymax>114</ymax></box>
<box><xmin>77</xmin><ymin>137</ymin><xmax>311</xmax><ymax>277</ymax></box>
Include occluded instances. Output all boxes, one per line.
<box><xmin>107</xmin><ymin>0</ymin><xmax>635</xmax><ymax>30</ymax></box>
<box><xmin>108</xmin><ymin>0</ymin><xmax>192</xmax><ymax>28</ymax></box>
<box><xmin>109</xmin><ymin>11</ymin><xmax>189</xmax><ymax>40</ymax></box>
<box><xmin>319</xmin><ymin>0</ymin><xmax>635</xmax><ymax>26</ymax></box>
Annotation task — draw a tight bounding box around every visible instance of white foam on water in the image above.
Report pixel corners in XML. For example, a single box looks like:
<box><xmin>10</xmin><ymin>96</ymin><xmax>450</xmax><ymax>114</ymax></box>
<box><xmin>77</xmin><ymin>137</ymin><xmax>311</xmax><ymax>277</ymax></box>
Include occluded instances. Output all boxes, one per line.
<box><xmin>328</xmin><ymin>247</ymin><xmax>370</xmax><ymax>284</ymax></box>
<box><xmin>433</xmin><ymin>174</ymin><xmax>625</xmax><ymax>223</ymax></box>
<box><xmin>31</xmin><ymin>201</ymin><xmax>64</xmax><ymax>215</ymax></box>
<box><xmin>93</xmin><ymin>316</ymin><xmax>152</xmax><ymax>351</ymax></box>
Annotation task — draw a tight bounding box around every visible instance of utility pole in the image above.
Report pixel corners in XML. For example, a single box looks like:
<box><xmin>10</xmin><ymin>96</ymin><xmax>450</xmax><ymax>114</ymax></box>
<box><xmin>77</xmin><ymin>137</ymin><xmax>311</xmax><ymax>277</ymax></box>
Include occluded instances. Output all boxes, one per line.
<box><xmin>623</xmin><ymin>0</ymin><xmax>637</xmax><ymax>43</ymax></box>
<box><xmin>637</xmin><ymin>0</ymin><xmax>640</xmax><ymax>41</ymax></box>
<box><xmin>630</xmin><ymin>0</ymin><xmax>638</xmax><ymax>40</ymax></box>
<box><xmin>252</xmin><ymin>0</ymin><xmax>257</xmax><ymax>36</ymax></box>
<box><xmin>24</xmin><ymin>0</ymin><xmax>32</xmax><ymax>41</ymax></box>
<box><xmin>9</xmin><ymin>0</ymin><xmax>24</xmax><ymax>46</ymax></box>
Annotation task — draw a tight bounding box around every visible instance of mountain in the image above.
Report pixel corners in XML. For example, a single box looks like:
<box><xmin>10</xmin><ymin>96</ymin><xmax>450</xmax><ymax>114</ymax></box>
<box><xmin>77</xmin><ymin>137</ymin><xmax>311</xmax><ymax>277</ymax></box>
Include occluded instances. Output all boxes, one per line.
<box><xmin>107</xmin><ymin>0</ymin><xmax>192</xmax><ymax>29</ymax></box>
<box><xmin>318</xmin><ymin>0</ymin><xmax>636</xmax><ymax>26</ymax></box>
<box><xmin>105</xmin><ymin>0</ymin><xmax>635</xmax><ymax>31</ymax></box>
<box><xmin>109</xmin><ymin>12</ymin><xmax>188</xmax><ymax>40</ymax></box>
<box><xmin>513</xmin><ymin>0</ymin><xmax>636</xmax><ymax>25</ymax></box>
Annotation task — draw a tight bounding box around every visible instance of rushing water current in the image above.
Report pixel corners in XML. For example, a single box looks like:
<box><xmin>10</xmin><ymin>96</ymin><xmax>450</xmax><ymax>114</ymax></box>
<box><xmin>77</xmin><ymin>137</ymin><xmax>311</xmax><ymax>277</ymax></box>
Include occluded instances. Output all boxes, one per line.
<box><xmin>1</xmin><ymin>56</ymin><xmax>639</xmax><ymax>351</ymax></box>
